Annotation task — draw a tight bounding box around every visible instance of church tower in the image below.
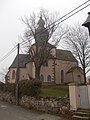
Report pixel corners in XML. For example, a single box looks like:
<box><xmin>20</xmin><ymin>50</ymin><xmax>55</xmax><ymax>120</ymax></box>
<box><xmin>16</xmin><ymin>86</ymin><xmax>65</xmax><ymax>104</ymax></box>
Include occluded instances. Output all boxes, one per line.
<box><xmin>35</xmin><ymin>16</ymin><xmax>49</xmax><ymax>44</ymax></box>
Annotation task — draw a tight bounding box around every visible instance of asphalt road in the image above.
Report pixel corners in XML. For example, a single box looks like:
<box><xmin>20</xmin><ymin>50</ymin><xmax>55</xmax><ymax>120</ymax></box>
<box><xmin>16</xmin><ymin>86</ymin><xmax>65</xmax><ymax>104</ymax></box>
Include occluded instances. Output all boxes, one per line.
<box><xmin>0</xmin><ymin>101</ymin><xmax>67</xmax><ymax>120</ymax></box>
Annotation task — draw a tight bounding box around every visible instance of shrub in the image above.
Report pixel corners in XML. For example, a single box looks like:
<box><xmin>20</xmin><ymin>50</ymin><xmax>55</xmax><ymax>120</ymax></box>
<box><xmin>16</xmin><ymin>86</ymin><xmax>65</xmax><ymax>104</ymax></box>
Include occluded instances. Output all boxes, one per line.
<box><xmin>4</xmin><ymin>83</ymin><xmax>15</xmax><ymax>95</ymax></box>
<box><xmin>0</xmin><ymin>82</ymin><xmax>5</xmax><ymax>91</ymax></box>
<box><xmin>18</xmin><ymin>80</ymin><xmax>42</xmax><ymax>97</ymax></box>
<box><xmin>3</xmin><ymin>80</ymin><xmax>42</xmax><ymax>98</ymax></box>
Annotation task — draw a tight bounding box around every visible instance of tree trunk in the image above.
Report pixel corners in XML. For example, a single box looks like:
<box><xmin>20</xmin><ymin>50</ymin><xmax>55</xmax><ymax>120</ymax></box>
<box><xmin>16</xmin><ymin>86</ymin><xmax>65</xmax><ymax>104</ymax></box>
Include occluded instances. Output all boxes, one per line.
<box><xmin>35</xmin><ymin>66</ymin><xmax>41</xmax><ymax>80</ymax></box>
<box><xmin>83</xmin><ymin>67</ymin><xmax>86</xmax><ymax>84</ymax></box>
<box><xmin>83</xmin><ymin>57</ymin><xmax>86</xmax><ymax>84</ymax></box>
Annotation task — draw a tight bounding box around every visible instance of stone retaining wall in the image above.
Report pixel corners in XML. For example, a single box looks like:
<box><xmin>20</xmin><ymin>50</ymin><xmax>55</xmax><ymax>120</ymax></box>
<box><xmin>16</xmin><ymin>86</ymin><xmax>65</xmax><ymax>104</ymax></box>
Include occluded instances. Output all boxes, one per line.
<box><xmin>0</xmin><ymin>92</ymin><xmax>70</xmax><ymax>115</ymax></box>
<box><xmin>0</xmin><ymin>92</ymin><xmax>16</xmax><ymax>104</ymax></box>
<box><xmin>20</xmin><ymin>96</ymin><xmax>70</xmax><ymax>114</ymax></box>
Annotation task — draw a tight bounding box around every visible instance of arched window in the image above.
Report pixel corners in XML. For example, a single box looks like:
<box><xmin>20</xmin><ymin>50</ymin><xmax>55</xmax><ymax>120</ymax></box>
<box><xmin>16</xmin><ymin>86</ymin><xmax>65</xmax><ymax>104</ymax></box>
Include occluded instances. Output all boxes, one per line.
<box><xmin>12</xmin><ymin>70</ymin><xmax>15</xmax><ymax>79</ymax></box>
<box><xmin>61</xmin><ymin>70</ymin><xmax>64</xmax><ymax>84</ymax></box>
<box><xmin>40</xmin><ymin>74</ymin><xmax>44</xmax><ymax>82</ymax></box>
<box><xmin>47</xmin><ymin>75</ymin><xmax>51</xmax><ymax>82</ymax></box>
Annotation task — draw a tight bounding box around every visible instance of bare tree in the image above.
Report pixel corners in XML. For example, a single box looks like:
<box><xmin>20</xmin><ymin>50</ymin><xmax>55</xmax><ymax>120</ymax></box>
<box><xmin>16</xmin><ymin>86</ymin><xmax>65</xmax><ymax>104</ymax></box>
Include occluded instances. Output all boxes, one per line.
<box><xmin>0</xmin><ymin>68</ymin><xmax>8</xmax><ymax>83</ymax></box>
<box><xmin>65</xmin><ymin>23</ymin><xmax>90</xmax><ymax>83</ymax></box>
<box><xmin>21</xmin><ymin>9</ymin><xmax>68</xmax><ymax>80</ymax></box>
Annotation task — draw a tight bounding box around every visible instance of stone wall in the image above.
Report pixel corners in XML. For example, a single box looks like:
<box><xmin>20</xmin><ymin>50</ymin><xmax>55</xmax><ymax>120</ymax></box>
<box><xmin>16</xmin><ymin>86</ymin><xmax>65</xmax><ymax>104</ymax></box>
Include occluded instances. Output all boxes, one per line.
<box><xmin>0</xmin><ymin>92</ymin><xmax>70</xmax><ymax>115</ymax></box>
<box><xmin>0</xmin><ymin>92</ymin><xmax>16</xmax><ymax>104</ymax></box>
<box><xmin>20</xmin><ymin>96</ymin><xmax>70</xmax><ymax>114</ymax></box>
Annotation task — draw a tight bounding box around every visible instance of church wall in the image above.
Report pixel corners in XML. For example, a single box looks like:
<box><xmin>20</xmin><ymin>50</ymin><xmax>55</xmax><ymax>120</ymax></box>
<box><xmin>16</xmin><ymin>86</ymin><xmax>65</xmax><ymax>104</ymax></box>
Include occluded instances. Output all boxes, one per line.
<box><xmin>9</xmin><ymin>68</ymin><xmax>16</xmax><ymax>83</ymax></box>
<box><xmin>40</xmin><ymin>59</ymin><xmax>78</xmax><ymax>84</ymax></box>
<box><xmin>50</xmin><ymin>48</ymin><xmax>56</xmax><ymax>57</ymax></box>
<box><xmin>26</xmin><ymin>62</ymin><xmax>35</xmax><ymax>79</ymax></box>
<box><xmin>8</xmin><ymin>68</ymin><xmax>29</xmax><ymax>83</ymax></box>
<box><xmin>66</xmin><ymin>73</ymin><xmax>73</xmax><ymax>83</ymax></box>
<box><xmin>66</xmin><ymin>69</ymin><xmax>84</xmax><ymax>84</ymax></box>
<box><xmin>7</xmin><ymin>59</ymin><xmax>82</xmax><ymax>85</ymax></box>
<box><xmin>40</xmin><ymin>59</ymin><xmax>54</xmax><ymax>83</ymax></box>
<box><xmin>69</xmin><ymin>69</ymin><xmax>84</xmax><ymax>83</ymax></box>
<box><xmin>55</xmin><ymin>60</ymin><xmax>78</xmax><ymax>84</ymax></box>
<box><xmin>19</xmin><ymin>68</ymin><xmax>28</xmax><ymax>80</ymax></box>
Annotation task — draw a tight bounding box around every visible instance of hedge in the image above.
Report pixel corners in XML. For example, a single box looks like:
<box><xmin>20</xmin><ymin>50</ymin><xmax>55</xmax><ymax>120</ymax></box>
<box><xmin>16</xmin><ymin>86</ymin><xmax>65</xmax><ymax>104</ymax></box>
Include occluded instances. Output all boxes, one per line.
<box><xmin>3</xmin><ymin>80</ymin><xmax>42</xmax><ymax>98</ymax></box>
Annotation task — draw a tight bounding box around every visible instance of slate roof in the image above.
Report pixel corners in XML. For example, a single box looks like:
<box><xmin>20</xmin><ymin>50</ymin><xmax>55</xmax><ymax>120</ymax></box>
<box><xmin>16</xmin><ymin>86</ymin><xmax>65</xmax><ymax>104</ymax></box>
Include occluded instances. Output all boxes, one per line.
<box><xmin>10</xmin><ymin>54</ymin><xmax>30</xmax><ymax>68</ymax></box>
<box><xmin>32</xmin><ymin>42</ymin><xmax>56</xmax><ymax>48</ymax></box>
<box><xmin>10</xmin><ymin>49</ymin><xmax>77</xmax><ymax>68</ymax></box>
<box><xmin>66</xmin><ymin>66</ymin><xmax>82</xmax><ymax>73</ymax></box>
<box><xmin>56</xmin><ymin>49</ymin><xmax>77</xmax><ymax>62</ymax></box>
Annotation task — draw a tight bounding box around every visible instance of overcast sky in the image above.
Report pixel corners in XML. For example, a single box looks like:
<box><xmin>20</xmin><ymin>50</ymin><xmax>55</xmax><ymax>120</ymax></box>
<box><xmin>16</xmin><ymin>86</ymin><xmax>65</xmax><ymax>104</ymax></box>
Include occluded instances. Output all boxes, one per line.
<box><xmin>0</xmin><ymin>0</ymin><xmax>90</xmax><ymax>81</ymax></box>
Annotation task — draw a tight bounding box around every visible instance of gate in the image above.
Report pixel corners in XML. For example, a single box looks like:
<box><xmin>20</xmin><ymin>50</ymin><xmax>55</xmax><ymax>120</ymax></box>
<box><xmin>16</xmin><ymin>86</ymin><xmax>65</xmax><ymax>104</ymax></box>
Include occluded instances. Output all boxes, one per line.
<box><xmin>79</xmin><ymin>85</ymin><xmax>89</xmax><ymax>109</ymax></box>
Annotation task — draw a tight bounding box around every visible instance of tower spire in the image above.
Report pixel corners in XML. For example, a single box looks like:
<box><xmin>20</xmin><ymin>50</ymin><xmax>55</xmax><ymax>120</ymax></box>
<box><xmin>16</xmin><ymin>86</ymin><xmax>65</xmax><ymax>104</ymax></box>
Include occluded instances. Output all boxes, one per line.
<box><xmin>35</xmin><ymin>14</ymin><xmax>49</xmax><ymax>43</ymax></box>
<box><xmin>38</xmin><ymin>15</ymin><xmax>45</xmax><ymax>28</ymax></box>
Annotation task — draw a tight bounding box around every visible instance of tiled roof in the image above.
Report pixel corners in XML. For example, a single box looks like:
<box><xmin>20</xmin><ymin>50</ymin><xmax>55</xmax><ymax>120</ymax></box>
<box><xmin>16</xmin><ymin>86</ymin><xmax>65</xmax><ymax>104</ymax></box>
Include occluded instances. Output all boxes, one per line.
<box><xmin>56</xmin><ymin>49</ymin><xmax>77</xmax><ymax>62</ymax></box>
<box><xmin>10</xmin><ymin>54</ymin><xmax>30</xmax><ymax>68</ymax></box>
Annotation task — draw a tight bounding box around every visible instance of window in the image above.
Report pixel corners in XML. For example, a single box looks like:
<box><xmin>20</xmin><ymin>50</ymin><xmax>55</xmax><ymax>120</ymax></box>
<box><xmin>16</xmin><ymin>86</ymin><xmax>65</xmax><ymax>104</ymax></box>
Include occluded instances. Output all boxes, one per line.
<box><xmin>12</xmin><ymin>70</ymin><xmax>15</xmax><ymax>79</ymax></box>
<box><xmin>61</xmin><ymin>70</ymin><xmax>64</xmax><ymax>84</ymax></box>
<box><xmin>40</xmin><ymin>74</ymin><xmax>44</xmax><ymax>81</ymax></box>
<box><xmin>47</xmin><ymin>75</ymin><xmax>51</xmax><ymax>82</ymax></box>
<box><xmin>43</xmin><ymin>60</ymin><xmax>48</xmax><ymax>67</ymax></box>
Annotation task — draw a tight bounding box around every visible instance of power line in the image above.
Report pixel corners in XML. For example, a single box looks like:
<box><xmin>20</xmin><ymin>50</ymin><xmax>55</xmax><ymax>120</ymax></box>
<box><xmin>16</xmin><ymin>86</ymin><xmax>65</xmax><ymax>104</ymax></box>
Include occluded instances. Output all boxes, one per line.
<box><xmin>54</xmin><ymin>3</ymin><xmax>90</xmax><ymax>27</ymax></box>
<box><xmin>0</xmin><ymin>0</ymin><xmax>90</xmax><ymax>62</ymax></box>
<box><xmin>20</xmin><ymin>1</ymin><xmax>90</xmax><ymax>47</ymax></box>
<box><xmin>20</xmin><ymin>46</ymin><xmax>25</xmax><ymax>54</ymax></box>
<box><xmin>0</xmin><ymin>45</ymin><xmax>17</xmax><ymax>63</ymax></box>
<box><xmin>20</xmin><ymin>36</ymin><xmax>33</xmax><ymax>46</ymax></box>
<box><xmin>46</xmin><ymin>0</ymin><xmax>90</xmax><ymax>28</ymax></box>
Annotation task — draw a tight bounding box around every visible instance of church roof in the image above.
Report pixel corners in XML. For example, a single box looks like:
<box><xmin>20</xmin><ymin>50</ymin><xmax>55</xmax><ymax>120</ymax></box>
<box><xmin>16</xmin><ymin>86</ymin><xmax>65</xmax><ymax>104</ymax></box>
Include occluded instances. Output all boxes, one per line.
<box><xmin>56</xmin><ymin>49</ymin><xmax>77</xmax><ymax>62</ymax></box>
<box><xmin>32</xmin><ymin>42</ymin><xmax>56</xmax><ymax>48</ymax></box>
<box><xmin>66</xmin><ymin>66</ymin><xmax>82</xmax><ymax>73</ymax></box>
<box><xmin>10</xmin><ymin>49</ymin><xmax>77</xmax><ymax>68</ymax></box>
<box><xmin>10</xmin><ymin>54</ymin><xmax>30</xmax><ymax>68</ymax></box>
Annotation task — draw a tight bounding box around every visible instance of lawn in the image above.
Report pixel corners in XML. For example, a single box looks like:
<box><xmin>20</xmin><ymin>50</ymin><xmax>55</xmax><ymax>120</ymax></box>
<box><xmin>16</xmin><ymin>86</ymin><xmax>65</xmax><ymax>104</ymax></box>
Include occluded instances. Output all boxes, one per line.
<box><xmin>40</xmin><ymin>85</ymin><xmax>69</xmax><ymax>98</ymax></box>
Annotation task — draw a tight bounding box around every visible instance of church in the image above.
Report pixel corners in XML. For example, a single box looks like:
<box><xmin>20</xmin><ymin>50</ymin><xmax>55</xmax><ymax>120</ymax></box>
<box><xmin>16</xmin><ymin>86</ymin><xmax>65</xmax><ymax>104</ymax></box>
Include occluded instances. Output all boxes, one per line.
<box><xmin>6</xmin><ymin>17</ymin><xmax>84</xmax><ymax>84</ymax></box>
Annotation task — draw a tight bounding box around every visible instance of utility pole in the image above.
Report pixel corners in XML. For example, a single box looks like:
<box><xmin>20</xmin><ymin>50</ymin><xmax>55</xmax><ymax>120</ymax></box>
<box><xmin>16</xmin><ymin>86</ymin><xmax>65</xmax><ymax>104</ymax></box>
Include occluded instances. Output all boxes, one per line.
<box><xmin>16</xmin><ymin>43</ymin><xmax>20</xmax><ymax>105</ymax></box>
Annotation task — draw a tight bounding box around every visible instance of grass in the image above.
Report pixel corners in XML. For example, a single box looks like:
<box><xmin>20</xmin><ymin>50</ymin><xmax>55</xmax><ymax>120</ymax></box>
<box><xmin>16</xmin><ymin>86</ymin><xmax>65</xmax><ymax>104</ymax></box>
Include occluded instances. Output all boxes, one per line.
<box><xmin>40</xmin><ymin>85</ymin><xmax>69</xmax><ymax>98</ymax></box>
